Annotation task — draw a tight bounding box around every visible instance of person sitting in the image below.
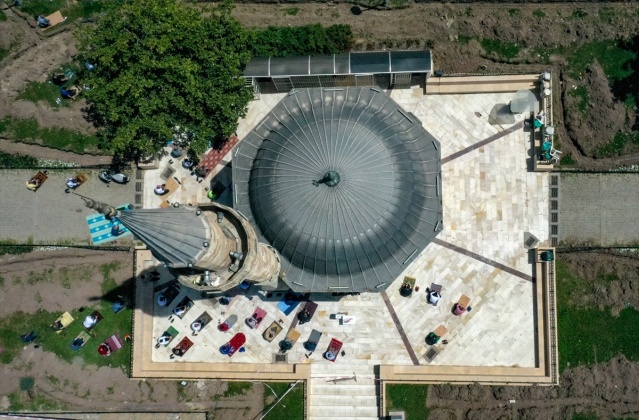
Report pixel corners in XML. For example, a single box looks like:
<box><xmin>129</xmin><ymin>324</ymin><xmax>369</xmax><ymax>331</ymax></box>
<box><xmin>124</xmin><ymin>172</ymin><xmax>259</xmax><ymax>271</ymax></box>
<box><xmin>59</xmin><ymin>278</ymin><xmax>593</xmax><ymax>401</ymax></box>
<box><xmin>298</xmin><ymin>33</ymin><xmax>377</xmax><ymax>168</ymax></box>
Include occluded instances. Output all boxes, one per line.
<box><xmin>400</xmin><ymin>282</ymin><xmax>413</xmax><ymax>297</ymax></box>
<box><xmin>52</xmin><ymin>320</ymin><xmax>65</xmax><ymax>331</ymax></box>
<box><xmin>182</xmin><ymin>159</ymin><xmax>194</xmax><ymax>169</ymax></box>
<box><xmin>157</xmin><ymin>294</ymin><xmax>168</xmax><ymax>306</ymax></box>
<box><xmin>426</xmin><ymin>332</ymin><xmax>440</xmax><ymax>345</ymax></box>
<box><xmin>170</xmin><ymin>147</ymin><xmax>183</xmax><ymax>158</ymax></box>
<box><xmin>52</xmin><ymin>73</ymin><xmax>68</xmax><ymax>85</ymax></box>
<box><xmin>98</xmin><ymin>343</ymin><xmax>112</xmax><ymax>356</ymax></box>
<box><xmin>173</xmin><ymin>305</ymin><xmax>187</xmax><ymax>317</ymax></box>
<box><xmin>156</xmin><ymin>334</ymin><xmax>171</xmax><ymax>347</ymax></box>
<box><xmin>428</xmin><ymin>290</ymin><xmax>441</xmax><ymax>305</ymax></box>
<box><xmin>246</xmin><ymin>317</ymin><xmax>257</xmax><ymax>329</ymax></box>
<box><xmin>112</xmin><ymin>298</ymin><xmax>126</xmax><ymax>313</ymax></box>
<box><xmin>60</xmin><ymin>86</ymin><xmax>79</xmax><ymax>100</ymax></box>
<box><xmin>154</xmin><ymin>184</ymin><xmax>167</xmax><ymax>195</ymax></box>
<box><xmin>83</xmin><ymin>314</ymin><xmax>98</xmax><ymax>329</ymax></box>
<box><xmin>298</xmin><ymin>309</ymin><xmax>311</xmax><ymax>324</ymax></box>
<box><xmin>66</xmin><ymin>177</ymin><xmax>80</xmax><ymax>189</ymax></box>
<box><xmin>191</xmin><ymin>321</ymin><xmax>203</xmax><ymax>332</ymax></box>
<box><xmin>111</xmin><ymin>225</ymin><xmax>122</xmax><ymax>237</ymax></box>
<box><xmin>533</xmin><ymin>111</ymin><xmax>545</xmax><ymax>129</ymax></box>
<box><xmin>26</xmin><ymin>177</ymin><xmax>41</xmax><ymax>190</ymax></box>
<box><xmin>454</xmin><ymin>304</ymin><xmax>467</xmax><ymax>316</ymax></box>
<box><xmin>70</xmin><ymin>337</ymin><xmax>85</xmax><ymax>350</ymax></box>
<box><xmin>37</xmin><ymin>15</ymin><xmax>51</xmax><ymax>28</ymax></box>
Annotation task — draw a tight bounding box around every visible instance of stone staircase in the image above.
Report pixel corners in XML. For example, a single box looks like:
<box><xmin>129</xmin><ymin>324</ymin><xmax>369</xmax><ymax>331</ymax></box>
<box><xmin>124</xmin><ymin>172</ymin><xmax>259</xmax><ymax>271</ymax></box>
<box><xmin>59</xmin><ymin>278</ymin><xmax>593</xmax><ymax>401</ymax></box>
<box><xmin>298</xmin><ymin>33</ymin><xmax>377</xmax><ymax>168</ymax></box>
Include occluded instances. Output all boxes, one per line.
<box><xmin>308</xmin><ymin>364</ymin><xmax>380</xmax><ymax>420</ymax></box>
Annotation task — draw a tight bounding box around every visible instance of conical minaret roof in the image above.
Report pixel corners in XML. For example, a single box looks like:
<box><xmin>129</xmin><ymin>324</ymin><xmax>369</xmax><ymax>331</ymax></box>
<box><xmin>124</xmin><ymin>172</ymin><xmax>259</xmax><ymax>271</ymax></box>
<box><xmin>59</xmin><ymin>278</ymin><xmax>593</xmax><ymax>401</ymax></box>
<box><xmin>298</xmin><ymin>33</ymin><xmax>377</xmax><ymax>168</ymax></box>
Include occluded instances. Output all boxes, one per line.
<box><xmin>117</xmin><ymin>206</ymin><xmax>211</xmax><ymax>268</ymax></box>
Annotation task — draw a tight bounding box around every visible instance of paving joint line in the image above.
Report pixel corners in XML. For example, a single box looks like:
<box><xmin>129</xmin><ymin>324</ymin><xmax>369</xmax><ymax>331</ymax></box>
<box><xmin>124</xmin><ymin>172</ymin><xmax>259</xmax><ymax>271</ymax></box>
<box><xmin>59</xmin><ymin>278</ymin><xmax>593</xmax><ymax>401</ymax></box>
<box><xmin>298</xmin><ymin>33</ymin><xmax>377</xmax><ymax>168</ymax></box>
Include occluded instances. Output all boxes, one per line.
<box><xmin>380</xmin><ymin>291</ymin><xmax>420</xmax><ymax>365</ymax></box>
<box><xmin>433</xmin><ymin>238</ymin><xmax>534</xmax><ymax>282</ymax></box>
<box><xmin>441</xmin><ymin>121</ymin><xmax>524</xmax><ymax>165</ymax></box>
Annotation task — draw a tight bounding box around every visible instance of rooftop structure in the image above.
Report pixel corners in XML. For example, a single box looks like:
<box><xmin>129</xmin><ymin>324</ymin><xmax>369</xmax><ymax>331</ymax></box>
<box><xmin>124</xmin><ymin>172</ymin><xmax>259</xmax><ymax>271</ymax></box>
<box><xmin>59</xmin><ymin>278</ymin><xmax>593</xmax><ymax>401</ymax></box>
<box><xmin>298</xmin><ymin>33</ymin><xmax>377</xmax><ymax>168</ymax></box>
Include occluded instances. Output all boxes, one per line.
<box><xmin>233</xmin><ymin>87</ymin><xmax>442</xmax><ymax>293</ymax></box>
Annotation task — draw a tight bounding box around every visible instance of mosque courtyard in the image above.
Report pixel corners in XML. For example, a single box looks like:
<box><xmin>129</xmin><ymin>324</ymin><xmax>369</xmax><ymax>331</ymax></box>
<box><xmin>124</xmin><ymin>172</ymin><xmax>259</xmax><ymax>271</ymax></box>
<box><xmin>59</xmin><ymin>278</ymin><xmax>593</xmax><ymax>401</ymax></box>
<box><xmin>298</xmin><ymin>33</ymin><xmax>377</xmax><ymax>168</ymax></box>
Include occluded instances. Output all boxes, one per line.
<box><xmin>131</xmin><ymin>85</ymin><xmax>553</xmax><ymax>387</ymax></box>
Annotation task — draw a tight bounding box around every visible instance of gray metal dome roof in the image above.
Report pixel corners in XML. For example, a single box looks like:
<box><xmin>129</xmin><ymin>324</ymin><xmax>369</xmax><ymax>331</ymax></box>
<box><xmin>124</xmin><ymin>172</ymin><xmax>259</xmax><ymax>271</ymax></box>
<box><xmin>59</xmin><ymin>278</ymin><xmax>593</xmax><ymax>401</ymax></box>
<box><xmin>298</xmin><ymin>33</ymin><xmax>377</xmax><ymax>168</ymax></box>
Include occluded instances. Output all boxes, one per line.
<box><xmin>233</xmin><ymin>87</ymin><xmax>442</xmax><ymax>292</ymax></box>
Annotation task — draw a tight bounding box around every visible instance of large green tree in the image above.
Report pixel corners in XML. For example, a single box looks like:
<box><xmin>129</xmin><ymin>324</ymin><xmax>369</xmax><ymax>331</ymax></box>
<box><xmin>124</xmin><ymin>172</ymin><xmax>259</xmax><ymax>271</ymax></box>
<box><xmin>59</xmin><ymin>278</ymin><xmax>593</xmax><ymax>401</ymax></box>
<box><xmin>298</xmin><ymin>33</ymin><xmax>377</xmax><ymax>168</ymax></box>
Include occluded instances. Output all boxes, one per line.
<box><xmin>76</xmin><ymin>0</ymin><xmax>252</xmax><ymax>158</ymax></box>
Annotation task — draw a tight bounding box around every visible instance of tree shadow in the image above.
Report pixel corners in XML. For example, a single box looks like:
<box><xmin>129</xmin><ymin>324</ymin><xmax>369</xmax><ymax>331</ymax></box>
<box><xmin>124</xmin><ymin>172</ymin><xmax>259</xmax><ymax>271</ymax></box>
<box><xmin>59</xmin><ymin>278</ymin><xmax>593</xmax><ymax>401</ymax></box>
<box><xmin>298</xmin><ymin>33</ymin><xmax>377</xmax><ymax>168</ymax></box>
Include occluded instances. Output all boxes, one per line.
<box><xmin>611</xmin><ymin>35</ymin><xmax>639</xmax><ymax>131</ymax></box>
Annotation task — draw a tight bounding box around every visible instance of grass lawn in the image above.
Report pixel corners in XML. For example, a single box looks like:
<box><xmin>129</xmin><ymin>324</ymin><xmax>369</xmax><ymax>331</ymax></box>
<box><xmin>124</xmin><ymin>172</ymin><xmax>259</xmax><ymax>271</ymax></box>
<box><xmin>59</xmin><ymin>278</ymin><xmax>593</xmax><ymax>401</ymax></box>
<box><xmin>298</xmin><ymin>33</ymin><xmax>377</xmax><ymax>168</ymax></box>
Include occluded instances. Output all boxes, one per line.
<box><xmin>17</xmin><ymin>80</ymin><xmax>71</xmax><ymax>108</ymax></box>
<box><xmin>556</xmin><ymin>261</ymin><xmax>639</xmax><ymax>372</ymax></box>
<box><xmin>0</xmin><ymin>117</ymin><xmax>101</xmax><ymax>154</ymax></box>
<box><xmin>480</xmin><ymin>38</ymin><xmax>521</xmax><ymax>60</ymax></box>
<box><xmin>262</xmin><ymin>382</ymin><xmax>304</xmax><ymax>419</ymax></box>
<box><xmin>0</xmin><ymin>262</ymin><xmax>132</xmax><ymax>372</ymax></box>
<box><xmin>385</xmin><ymin>383</ymin><xmax>429</xmax><ymax>420</ymax></box>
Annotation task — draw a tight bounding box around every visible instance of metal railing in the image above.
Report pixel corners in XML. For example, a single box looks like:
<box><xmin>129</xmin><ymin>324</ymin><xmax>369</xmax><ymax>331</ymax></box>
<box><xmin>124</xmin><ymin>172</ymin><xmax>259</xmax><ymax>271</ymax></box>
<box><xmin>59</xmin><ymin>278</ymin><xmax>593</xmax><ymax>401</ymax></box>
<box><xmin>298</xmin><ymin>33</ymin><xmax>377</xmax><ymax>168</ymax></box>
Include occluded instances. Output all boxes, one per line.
<box><xmin>546</xmin><ymin>260</ymin><xmax>559</xmax><ymax>385</ymax></box>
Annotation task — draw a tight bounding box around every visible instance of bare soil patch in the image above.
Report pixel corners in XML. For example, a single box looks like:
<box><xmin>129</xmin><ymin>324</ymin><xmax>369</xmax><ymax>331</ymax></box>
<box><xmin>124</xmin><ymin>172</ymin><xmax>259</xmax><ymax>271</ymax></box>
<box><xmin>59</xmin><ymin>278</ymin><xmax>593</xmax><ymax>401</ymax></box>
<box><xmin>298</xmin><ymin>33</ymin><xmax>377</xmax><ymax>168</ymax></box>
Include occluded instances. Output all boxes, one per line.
<box><xmin>0</xmin><ymin>249</ymin><xmax>264</xmax><ymax>415</ymax></box>
<box><xmin>2</xmin><ymin>2</ymin><xmax>639</xmax><ymax>167</ymax></box>
<box><xmin>428</xmin><ymin>355</ymin><xmax>639</xmax><ymax>419</ymax></box>
<box><xmin>560</xmin><ymin>251</ymin><xmax>639</xmax><ymax>315</ymax></box>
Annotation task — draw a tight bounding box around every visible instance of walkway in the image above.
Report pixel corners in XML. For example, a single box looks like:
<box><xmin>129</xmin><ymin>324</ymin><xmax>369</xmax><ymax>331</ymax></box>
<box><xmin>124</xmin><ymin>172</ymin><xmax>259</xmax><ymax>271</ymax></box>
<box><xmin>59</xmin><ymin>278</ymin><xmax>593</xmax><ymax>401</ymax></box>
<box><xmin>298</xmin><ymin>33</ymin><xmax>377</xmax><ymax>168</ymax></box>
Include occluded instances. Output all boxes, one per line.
<box><xmin>0</xmin><ymin>169</ymin><xmax>136</xmax><ymax>243</ymax></box>
<box><xmin>560</xmin><ymin>172</ymin><xmax>639</xmax><ymax>246</ymax></box>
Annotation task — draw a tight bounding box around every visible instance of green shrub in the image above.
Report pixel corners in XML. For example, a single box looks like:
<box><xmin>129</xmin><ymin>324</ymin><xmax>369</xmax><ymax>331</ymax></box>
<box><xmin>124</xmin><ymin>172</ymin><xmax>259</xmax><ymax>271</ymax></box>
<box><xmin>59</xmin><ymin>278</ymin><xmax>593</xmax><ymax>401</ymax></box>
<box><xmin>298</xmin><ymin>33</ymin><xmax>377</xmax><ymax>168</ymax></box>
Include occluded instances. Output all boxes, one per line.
<box><xmin>20</xmin><ymin>0</ymin><xmax>66</xmax><ymax>16</ymax></box>
<box><xmin>0</xmin><ymin>9</ymin><xmax>7</xmax><ymax>21</ymax></box>
<box><xmin>0</xmin><ymin>239</ymin><xmax>35</xmax><ymax>256</ymax></box>
<box><xmin>568</xmin><ymin>85</ymin><xmax>589</xmax><ymax>115</ymax></box>
<box><xmin>481</xmin><ymin>38</ymin><xmax>520</xmax><ymax>60</ymax></box>
<box><xmin>596</xmin><ymin>132</ymin><xmax>639</xmax><ymax>157</ymax></box>
<box><xmin>532</xmin><ymin>9</ymin><xmax>545</xmax><ymax>19</ymax></box>
<box><xmin>0</xmin><ymin>152</ymin><xmax>39</xmax><ymax>168</ymax></box>
<box><xmin>571</xmin><ymin>9</ymin><xmax>588</xmax><ymax>19</ymax></box>
<box><xmin>251</xmin><ymin>24</ymin><xmax>353</xmax><ymax>57</ymax></box>
<box><xmin>0</xmin><ymin>117</ymin><xmax>101</xmax><ymax>154</ymax></box>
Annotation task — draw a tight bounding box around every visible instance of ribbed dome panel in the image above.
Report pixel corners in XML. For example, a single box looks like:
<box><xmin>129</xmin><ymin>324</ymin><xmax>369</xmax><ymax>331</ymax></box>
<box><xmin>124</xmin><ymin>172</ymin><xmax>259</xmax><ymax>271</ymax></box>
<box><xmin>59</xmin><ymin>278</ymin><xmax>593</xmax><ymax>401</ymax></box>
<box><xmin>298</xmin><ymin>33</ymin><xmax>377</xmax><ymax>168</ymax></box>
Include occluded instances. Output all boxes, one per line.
<box><xmin>233</xmin><ymin>87</ymin><xmax>442</xmax><ymax>292</ymax></box>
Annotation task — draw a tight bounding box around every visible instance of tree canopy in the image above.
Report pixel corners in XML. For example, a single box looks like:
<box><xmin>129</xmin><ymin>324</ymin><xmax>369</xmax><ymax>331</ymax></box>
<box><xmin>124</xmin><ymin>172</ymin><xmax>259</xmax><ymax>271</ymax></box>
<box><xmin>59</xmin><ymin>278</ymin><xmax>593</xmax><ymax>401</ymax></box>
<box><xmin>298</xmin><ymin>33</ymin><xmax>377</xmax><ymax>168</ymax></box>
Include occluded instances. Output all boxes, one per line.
<box><xmin>76</xmin><ymin>0</ymin><xmax>252</xmax><ymax>158</ymax></box>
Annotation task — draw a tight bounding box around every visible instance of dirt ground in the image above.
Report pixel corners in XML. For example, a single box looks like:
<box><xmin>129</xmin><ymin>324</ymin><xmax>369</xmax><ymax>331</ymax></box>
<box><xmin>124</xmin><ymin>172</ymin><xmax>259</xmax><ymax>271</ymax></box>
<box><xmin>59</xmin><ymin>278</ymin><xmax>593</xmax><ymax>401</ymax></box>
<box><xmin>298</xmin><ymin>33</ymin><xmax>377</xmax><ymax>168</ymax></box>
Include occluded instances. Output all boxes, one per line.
<box><xmin>560</xmin><ymin>251</ymin><xmax>639</xmax><ymax>316</ymax></box>
<box><xmin>427</xmin><ymin>355</ymin><xmax>639</xmax><ymax>420</ymax></box>
<box><xmin>2</xmin><ymin>1</ymin><xmax>639</xmax><ymax>418</ymax></box>
<box><xmin>2</xmin><ymin>3</ymin><xmax>639</xmax><ymax>168</ymax></box>
<box><xmin>0</xmin><ymin>249</ymin><xmax>265</xmax><ymax>416</ymax></box>
<box><xmin>3</xmin><ymin>249</ymin><xmax>639</xmax><ymax>418</ymax></box>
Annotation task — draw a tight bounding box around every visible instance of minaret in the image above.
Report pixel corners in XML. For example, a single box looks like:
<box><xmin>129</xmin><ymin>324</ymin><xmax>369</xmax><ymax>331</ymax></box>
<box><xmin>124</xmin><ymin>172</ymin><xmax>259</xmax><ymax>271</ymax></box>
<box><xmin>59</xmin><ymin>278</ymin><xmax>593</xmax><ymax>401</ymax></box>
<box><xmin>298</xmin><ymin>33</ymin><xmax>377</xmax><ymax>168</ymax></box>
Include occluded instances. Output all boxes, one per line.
<box><xmin>81</xmin><ymin>197</ymin><xmax>281</xmax><ymax>292</ymax></box>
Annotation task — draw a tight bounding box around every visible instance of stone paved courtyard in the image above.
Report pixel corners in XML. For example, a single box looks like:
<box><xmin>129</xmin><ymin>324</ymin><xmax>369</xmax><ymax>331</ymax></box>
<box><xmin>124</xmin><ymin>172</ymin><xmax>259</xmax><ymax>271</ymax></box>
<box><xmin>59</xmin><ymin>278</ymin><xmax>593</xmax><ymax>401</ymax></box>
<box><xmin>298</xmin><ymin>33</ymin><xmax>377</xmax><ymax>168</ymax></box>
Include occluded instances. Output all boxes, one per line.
<box><xmin>134</xmin><ymin>88</ymin><xmax>550</xmax><ymax>376</ymax></box>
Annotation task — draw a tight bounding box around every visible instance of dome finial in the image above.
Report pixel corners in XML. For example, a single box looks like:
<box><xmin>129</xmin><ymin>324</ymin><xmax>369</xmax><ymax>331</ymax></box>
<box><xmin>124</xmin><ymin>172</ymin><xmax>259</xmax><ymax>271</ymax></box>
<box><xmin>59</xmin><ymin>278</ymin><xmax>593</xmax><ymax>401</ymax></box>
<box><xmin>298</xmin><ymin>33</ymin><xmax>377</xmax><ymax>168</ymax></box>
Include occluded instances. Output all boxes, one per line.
<box><xmin>312</xmin><ymin>170</ymin><xmax>340</xmax><ymax>187</ymax></box>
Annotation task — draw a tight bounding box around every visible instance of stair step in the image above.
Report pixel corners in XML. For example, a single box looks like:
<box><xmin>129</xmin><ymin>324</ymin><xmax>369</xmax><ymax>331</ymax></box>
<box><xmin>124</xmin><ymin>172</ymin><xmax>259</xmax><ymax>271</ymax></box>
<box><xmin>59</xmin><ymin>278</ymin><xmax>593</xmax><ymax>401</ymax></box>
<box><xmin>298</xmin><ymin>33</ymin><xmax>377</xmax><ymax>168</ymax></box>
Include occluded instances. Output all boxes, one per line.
<box><xmin>309</xmin><ymin>406</ymin><xmax>379</xmax><ymax>418</ymax></box>
<box><xmin>309</xmin><ymin>417</ymin><xmax>379</xmax><ymax>420</ymax></box>
<box><xmin>311</xmin><ymin>383</ymin><xmax>378</xmax><ymax>397</ymax></box>
<box><xmin>310</xmin><ymin>394</ymin><xmax>378</xmax><ymax>407</ymax></box>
